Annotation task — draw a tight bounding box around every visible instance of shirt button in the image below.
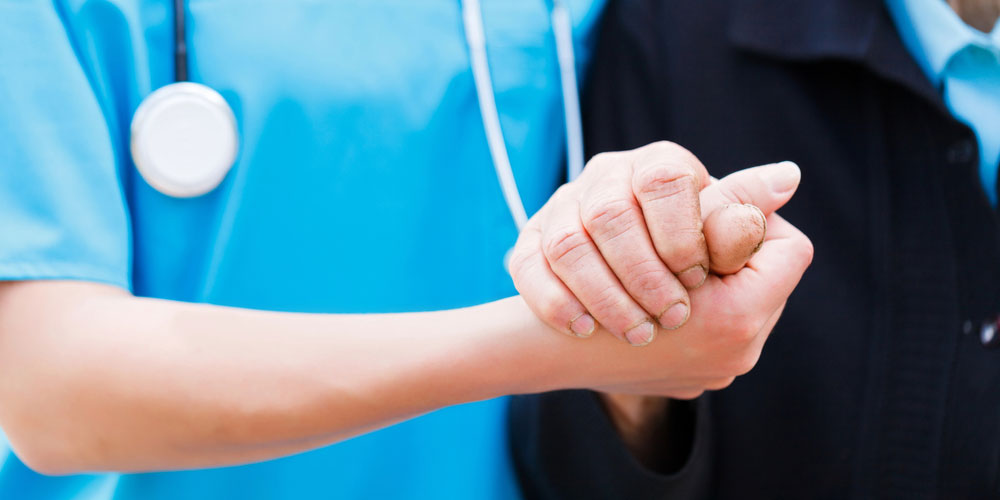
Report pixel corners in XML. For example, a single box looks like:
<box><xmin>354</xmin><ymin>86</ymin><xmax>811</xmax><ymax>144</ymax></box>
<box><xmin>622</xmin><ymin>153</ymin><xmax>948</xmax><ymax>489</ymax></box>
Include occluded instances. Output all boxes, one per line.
<box><xmin>980</xmin><ymin>319</ymin><xmax>1000</xmax><ymax>349</ymax></box>
<box><xmin>946</xmin><ymin>139</ymin><xmax>976</xmax><ymax>165</ymax></box>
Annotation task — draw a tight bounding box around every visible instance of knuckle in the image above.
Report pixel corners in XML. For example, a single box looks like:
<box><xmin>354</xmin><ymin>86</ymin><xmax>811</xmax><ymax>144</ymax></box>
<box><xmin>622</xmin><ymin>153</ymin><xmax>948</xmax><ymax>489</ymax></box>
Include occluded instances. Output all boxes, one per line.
<box><xmin>723</xmin><ymin>178</ymin><xmax>755</xmax><ymax>205</ymax></box>
<box><xmin>634</xmin><ymin>163</ymin><xmax>698</xmax><ymax>201</ymax></box>
<box><xmin>623</xmin><ymin>262</ymin><xmax>680</xmax><ymax>303</ymax></box>
<box><xmin>706</xmin><ymin>288</ymin><xmax>739</xmax><ymax>317</ymax></box>
<box><xmin>705</xmin><ymin>376</ymin><xmax>736</xmax><ymax>391</ymax></box>
<box><xmin>509</xmin><ymin>261</ymin><xmax>545</xmax><ymax>298</ymax></box>
<box><xmin>590</xmin><ymin>289</ymin><xmax>639</xmax><ymax>331</ymax></box>
<box><xmin>590</xmin><ymin>151</ymin><xmax>615</xmax><ymax>165</ymax></box>
<box><xmin>639</xmin><ymin>140</ymin><xmax>689</xmax><ymax>159</ymax></box>
<box><xmin>711</xmin><ymin>291</ymin><xmax>758</xmax><ymax>335</ymax></box>
<box><xmin>732</xmin><ymin>350</ymin><xmax>762</xmax><ymax>376</ymax></box>
<box><xmin>797</xmin><ymin>234</ymin><xmax>816</xmax><ymax>266</ymax></box>
<box><xmin>536</xmin><ymin>291</ymin><xmax>570</xmax><ymax>325</ymax></box>
<box><xmin>506</xmin><ymin>249</ymin><xmax>531</xmax><ymax>280</ymax></box>
<box><xmin>627</xmin><ymin>263</ymin><xmax>672</xmax><ymax>295</ymax></box>
<box><xmin>714</xmin><ymin>306</ymin><xmax>759</xmax><ymax>343</ymax></box>
<box><xmin>507</xmin><ymin>234</ymin><xmax>541</xmax><ymax>283</ymax></box>
<box><xmin>551</xmin><ymin>182</ymin><xmax>576</xmax><ymax>200</ymax></box>
<box><xmin>665</xmin><ymin>229</ymin><xmax>708</xmax><ymax>258</ymax></box>
<box><xmin>672</xmin><ymin>389</ymin><xmax>706</xmax><ymax>401</ymax></box>
<box><xmin>587</xmin><ymin>151</ymin><xmax>622</xmax><ymax>173</ymax></box>
<box><xmin>542</xmin><ymin>228</ymin><xmax>592</xmax><ymax>269</ymax></box>
<box><xmin>590</xmin><ymin>286</ymin><xmax>627</xmax><ymax>313</ymax></box>
<box><xmin>581</xmin><ymin>198</ymin><xmax>639</xmax><ymax>241</ymax></box>
<box><xmin>727</xmin><ymin>318</ymin><xmax>760</xmax><ymax>344</ymax></box>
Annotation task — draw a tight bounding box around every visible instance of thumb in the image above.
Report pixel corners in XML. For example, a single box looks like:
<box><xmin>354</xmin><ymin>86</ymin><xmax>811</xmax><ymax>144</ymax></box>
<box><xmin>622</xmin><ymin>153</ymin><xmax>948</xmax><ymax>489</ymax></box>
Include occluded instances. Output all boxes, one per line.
<box><xmin>700</xmin><ymin>161</ymin><xmax>801</xmax><ymax>218</ymax></box>
<box><xmin>703</xmin><ymin>203</ymin><xmax>767</xmax><ymax>275</ymax></box>
<box><xmin>698</xmin><ymin>161</ymin><xmax>801</xmax><ymax>274</ymax></box>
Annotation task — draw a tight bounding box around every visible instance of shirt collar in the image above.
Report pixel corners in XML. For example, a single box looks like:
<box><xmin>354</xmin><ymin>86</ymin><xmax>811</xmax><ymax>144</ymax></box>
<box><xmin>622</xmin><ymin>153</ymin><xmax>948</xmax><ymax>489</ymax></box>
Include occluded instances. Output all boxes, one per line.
<box><xmin>727</xmin><ymin>0</ymin><xmax>943</xmax><ymax>109</ymax></box>
<box><xmin>884</xmin><ymin>0</ymin><xmax>998</xmax><ymax>86</ymax></box>
<box><xmin>728</xmin><ymin>0</ymin><xmax>881</xmax><ymax>62</ymax></box>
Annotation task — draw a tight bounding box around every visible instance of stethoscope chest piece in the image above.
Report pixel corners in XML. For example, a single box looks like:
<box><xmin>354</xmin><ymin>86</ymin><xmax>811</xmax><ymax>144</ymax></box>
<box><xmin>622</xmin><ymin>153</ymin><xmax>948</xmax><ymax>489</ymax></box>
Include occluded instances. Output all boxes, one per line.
<box><xmin>130</xmin><ymin>82</ymin><xmax>239</xmax><ymax>198</ymax></box>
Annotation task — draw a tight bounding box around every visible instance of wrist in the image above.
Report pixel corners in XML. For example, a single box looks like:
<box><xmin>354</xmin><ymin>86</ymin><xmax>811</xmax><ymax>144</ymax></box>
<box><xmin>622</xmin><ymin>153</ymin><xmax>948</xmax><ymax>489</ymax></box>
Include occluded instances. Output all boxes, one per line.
<box><xmin>600</xmin><ymin>394</ymin><xmax>671</xmax><ymax>443</ymax></box>
<box><xmin>599</xmin><ymin>394</ymin><xmax>681</xmax><ymax>471</ymax></box>
<box><xmin>466</xmin><ymin>296</ymin><xmax>582</xmax><ymax>397</ymax></box>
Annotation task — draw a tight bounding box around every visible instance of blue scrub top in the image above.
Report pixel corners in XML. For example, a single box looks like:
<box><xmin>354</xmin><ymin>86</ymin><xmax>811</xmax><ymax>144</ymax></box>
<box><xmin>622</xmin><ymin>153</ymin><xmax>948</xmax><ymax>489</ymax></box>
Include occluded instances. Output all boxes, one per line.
<box><xmin>0</xmin><ymin>1</ymin><xmax>606</xmax><ymax>498</ymax></box>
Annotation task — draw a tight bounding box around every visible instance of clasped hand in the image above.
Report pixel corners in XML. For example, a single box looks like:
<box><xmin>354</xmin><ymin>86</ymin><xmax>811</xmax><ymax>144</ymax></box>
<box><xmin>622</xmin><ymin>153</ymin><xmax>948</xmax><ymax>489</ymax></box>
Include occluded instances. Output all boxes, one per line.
<box><xmin>509</xmin><ymin>142</ymin><xmax>813</xmax><ymax>399</ymax></box>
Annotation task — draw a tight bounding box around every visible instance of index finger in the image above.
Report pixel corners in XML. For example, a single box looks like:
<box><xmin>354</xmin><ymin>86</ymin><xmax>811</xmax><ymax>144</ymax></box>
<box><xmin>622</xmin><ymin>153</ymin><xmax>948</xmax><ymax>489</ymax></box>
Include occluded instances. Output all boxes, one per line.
<box><xmin>628</xmin><ymin>142</ymin><xmax>711</xmax><ymax>289</ymax></box>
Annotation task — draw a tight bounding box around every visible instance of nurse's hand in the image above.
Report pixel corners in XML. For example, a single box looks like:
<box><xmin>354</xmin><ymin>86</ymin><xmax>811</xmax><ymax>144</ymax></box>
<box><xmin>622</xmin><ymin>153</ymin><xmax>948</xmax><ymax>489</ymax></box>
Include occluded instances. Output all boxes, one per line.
<box><xmin>523</xmin><ymin>205</ymin><xmax>811</xmax><ymax>465</ymax></box>
<box><xmin>519</xmin><ymin>160</ymin><xmax>810</xmax><ymax>398</ymax></box>
<box><xmin>509</xmin><ymin>141</ymin><xmax>802</xmax><ymax>346</ymax></box>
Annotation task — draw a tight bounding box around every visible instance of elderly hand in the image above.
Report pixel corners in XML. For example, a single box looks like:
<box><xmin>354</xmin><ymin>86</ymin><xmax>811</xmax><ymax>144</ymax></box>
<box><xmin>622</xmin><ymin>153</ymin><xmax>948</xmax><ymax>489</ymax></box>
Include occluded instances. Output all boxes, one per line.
<box><xmin>509</xmin><ymin>141</ymin><xmax>811</xmax><ymax>466</ymax></box>
<box><xmin>509</xmin><ymin>141</ymin><xmax>803</xmax><ymax>346</ymax></box>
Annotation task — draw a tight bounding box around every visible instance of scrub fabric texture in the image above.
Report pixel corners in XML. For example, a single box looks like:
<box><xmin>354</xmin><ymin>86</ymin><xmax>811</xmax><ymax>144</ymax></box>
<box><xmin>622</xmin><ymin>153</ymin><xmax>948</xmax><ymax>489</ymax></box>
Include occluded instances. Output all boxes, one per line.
<box><xmin>0</xmin><ymin>0</ymin><xmax>605</xmax><ymax>498</ymax></box>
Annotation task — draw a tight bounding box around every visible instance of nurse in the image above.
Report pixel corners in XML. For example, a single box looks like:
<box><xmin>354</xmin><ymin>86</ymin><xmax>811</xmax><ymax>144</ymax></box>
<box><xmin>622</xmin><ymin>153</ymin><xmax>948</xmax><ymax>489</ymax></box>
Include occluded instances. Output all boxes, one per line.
<box><xmin>0</xmin><ymin>1</ymin><xmax>812</xmax><ymax>499</ymax></box>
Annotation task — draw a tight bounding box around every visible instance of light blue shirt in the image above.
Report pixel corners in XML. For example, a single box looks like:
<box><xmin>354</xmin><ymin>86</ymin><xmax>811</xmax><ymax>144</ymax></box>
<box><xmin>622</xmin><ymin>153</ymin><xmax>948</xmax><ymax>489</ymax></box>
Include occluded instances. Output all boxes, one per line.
<box><xmin>886</xmin><ymin>0</ymin><xmax>1000</xmax><ymax>204</ymax></box>
<box><xmin>0</xmin><ymin>1</ymin><xmax>605</xmax><ymax>499</ymax></box>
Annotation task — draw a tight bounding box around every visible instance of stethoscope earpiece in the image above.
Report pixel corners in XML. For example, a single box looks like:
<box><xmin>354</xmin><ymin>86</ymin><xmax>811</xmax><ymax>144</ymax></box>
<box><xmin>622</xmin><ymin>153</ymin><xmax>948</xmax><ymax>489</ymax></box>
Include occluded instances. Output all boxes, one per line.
<box><xmin>130</xmin><ymin>82</ymin><xmax>239</xmax><ymax>198</ymax></box>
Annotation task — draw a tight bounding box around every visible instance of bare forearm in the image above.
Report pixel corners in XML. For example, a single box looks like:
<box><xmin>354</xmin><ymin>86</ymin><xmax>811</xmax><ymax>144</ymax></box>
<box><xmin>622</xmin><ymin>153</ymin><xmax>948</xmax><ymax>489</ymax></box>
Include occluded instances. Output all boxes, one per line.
<box><xmin>0</xmin><ymin>282</ymin><xmax>552</xmax><ymax>474</ymax></box>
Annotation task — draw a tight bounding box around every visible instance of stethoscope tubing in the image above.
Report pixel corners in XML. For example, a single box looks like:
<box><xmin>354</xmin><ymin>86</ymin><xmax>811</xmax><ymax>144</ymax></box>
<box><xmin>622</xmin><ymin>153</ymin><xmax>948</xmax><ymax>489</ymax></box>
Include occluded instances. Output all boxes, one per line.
<box><xmin>550</xmin><ymin>1</ymin><xmax>585</xmax><ymax>183</ymax></box>
<box><xmin>173</xmin><ymin>0</ymin><xmax>188</xmax><ymax>81</ymax></box>
<box><xmin>461</xmin><ymin>0</ymin><xmax>530</xmax><ymax>230</ymax></box>
<box><xmin>161</xmin><ymin>0</ymin><xmax>583</xmax><ymax>231</ymax></box>
<box><xmin>460</xmin><ymin>0</ymin><xmax>584</xmax><ymax>231</ymax></box>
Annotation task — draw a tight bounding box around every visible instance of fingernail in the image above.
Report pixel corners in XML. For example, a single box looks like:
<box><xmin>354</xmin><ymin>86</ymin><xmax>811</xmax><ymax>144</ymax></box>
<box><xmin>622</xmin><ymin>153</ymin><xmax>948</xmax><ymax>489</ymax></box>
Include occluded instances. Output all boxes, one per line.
<box><xmin>745</xmin><ymin>203</ymin><xmax>767</xmax><ymax>256</ymax></box>
<box><xmin>761</xmin><ymin>161</ymin><xmax>801</xmax><ymax>194</ymax></box>
<box><xmin>676</xmin><ymin>264</ymin><xmax>707</xmax><ymax>289</ymax></box>
<box><xmin>658</xmin><ymin>301</ymin><xmax>690</xmax><ymax>330</ymax></box>
<box><xmin>625</xmin><ymin>321</ymin><xmax>656</xmax><ymax>347</ymax></box>
<box><xmin>569</xmin><ymin>313</ymin><xmax>596</xmax><ymax>338</ymax></box>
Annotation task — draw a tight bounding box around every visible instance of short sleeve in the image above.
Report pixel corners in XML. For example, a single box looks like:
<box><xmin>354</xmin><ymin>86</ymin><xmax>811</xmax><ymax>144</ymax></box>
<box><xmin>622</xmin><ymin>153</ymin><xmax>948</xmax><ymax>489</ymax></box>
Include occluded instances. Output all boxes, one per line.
<box><xmin>0</xmin><ymin>2</ymin><xmax>130</xmax><ymax>289</ymax></box>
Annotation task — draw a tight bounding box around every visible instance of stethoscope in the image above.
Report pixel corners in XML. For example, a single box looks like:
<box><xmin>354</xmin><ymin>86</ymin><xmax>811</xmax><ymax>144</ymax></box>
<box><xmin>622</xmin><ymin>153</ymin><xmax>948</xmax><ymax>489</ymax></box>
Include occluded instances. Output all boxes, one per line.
<box><xmin>130</xmin><ymin>0</ymin><xmax>584</xmax><ymax>232</ymax></box>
